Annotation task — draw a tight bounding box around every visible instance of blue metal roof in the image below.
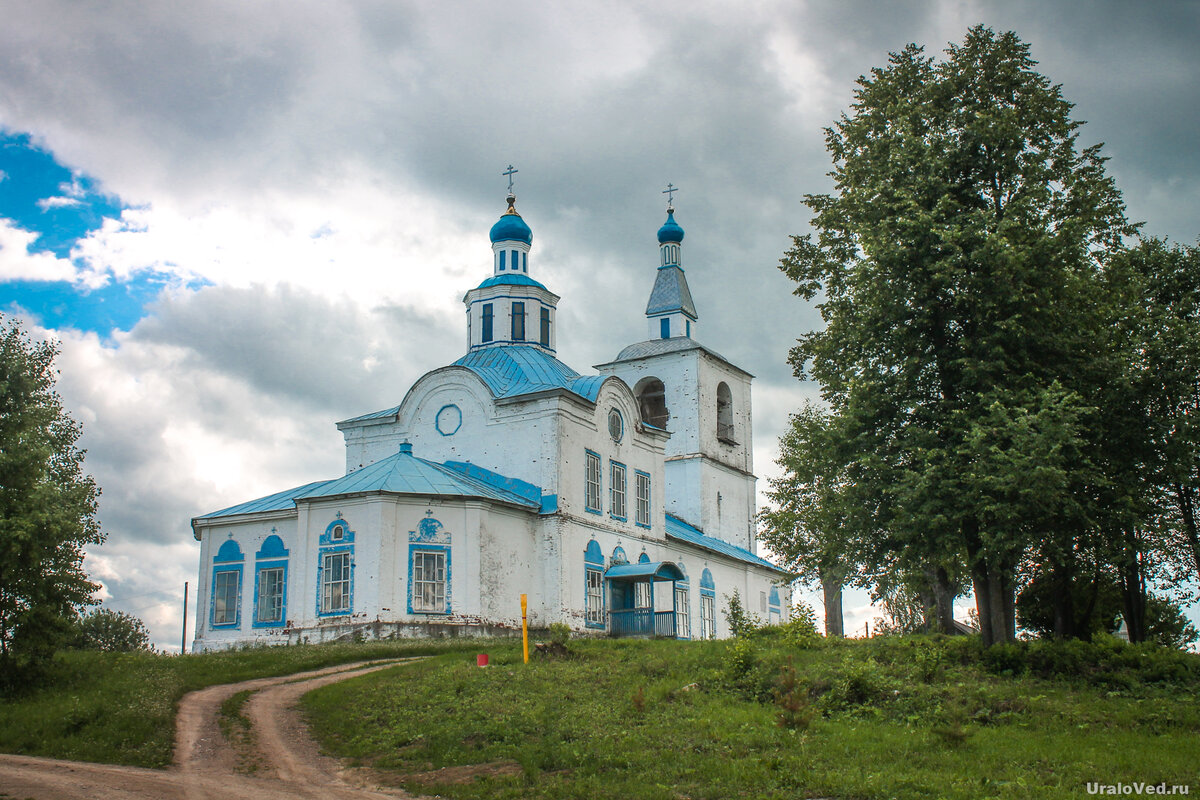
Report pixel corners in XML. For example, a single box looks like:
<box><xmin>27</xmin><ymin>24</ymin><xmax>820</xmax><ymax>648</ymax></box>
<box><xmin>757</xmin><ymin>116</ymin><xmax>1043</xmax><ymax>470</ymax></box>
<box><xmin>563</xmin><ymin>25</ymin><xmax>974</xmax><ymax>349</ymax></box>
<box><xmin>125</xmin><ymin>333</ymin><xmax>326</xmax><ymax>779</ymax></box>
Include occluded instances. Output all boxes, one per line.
<box><xmin>472</xmin><ymin>273</ymin><xmax>549</xmax><ymax>291</ymax></box>
<box><xmin>665</xmin><ymin>513</ymin><xmax>785</xmax><ymax>573</ymax></box>
<box><xmin>454</xmin><ymin>345</ymin><xmax>605</xmax><ymax>402</ymax></box>
<box><xmin>605</xmin><ymin>561</ymin><xmax>686</xmax><ymax>581</ymax></box>
<box><xmin>195</xmin><ymin>480</ymin><xmax>333</xmax><ymax>521</ymax></box>
<box><xmin>338</xmin><ymin>405</ymin><xmax>400</xmax><ymax>426</ymax></box>
<box><xmin>645</xmin><ymin>265</ymin><xmax>697</xmax><ymax>319</ymax></box>
<box><xmin>296</xmin><ymin>447</ymin><xmax>539</xmax><ymax>508</ymax></box>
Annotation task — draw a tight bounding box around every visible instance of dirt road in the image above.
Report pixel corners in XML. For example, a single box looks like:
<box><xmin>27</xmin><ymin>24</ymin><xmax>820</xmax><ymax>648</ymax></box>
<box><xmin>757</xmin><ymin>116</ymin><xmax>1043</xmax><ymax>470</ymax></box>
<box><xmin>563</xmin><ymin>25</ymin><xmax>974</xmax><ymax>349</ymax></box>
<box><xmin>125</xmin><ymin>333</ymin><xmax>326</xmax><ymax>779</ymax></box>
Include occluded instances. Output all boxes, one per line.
<box><xmin>0</xmin><ymin>659</ymin><xmax>423</xmax><ymax>800</ymax></box>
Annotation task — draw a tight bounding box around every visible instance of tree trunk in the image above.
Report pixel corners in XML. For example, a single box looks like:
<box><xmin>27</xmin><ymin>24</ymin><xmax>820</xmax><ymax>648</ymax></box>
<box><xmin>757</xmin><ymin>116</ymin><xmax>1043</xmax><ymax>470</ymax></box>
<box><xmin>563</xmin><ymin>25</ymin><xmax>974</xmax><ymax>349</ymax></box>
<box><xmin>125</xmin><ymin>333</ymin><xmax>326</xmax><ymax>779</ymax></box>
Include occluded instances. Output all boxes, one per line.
<box><xmin>988</xmin><ymin>559</ymin><xmax>1014</xmax><ymax>645</ymax></box>
<box><xmin>964</xmin><ymin>519</ymin><xmax>1001</xmax><ymax>646</ymax></box>
<box><xmin>820</xmin><ymin>571</ymin><xmax>844</xmax><ymax>638</ymax></box>
<box><xmin>1119</xmin><ymin>527</ymin><xmax>1146</xmax><ymax>643</ymax></box>
<box><xmin>1049</xmin><ymin>554</ymin><xmax>1074</xmax><ymax>641</ymax></box>
<box><xmin>934</xmin><ymin>565</ymin><xmax>956</xmax><ymax>635</ymax></box>
<box><xmin>1174</xmin><ymin>484</ymin><xmax>1200</xmax><ymax>586</ymax></box>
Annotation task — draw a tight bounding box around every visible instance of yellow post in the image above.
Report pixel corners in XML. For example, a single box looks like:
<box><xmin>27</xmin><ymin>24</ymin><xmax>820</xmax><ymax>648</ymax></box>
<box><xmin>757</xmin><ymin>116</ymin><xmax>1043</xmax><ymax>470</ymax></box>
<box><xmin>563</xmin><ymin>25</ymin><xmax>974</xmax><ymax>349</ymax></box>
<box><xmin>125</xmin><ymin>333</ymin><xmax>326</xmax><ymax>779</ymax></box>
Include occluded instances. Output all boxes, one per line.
<box><xmin>521</xmin><ymin>593</ymin><xmax>529</xmax><ymax>664</ymax></box>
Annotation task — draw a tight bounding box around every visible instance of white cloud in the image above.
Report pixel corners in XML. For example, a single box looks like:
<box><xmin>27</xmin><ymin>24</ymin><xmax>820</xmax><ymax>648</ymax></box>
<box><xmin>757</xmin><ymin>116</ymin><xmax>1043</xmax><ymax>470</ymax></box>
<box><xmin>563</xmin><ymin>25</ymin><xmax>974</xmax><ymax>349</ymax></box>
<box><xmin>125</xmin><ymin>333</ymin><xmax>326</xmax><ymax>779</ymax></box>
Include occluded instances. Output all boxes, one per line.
<box><xmin>0</xmin><ymin>219</ymin><xmax>77</xmax><ymax>282</ymax></box>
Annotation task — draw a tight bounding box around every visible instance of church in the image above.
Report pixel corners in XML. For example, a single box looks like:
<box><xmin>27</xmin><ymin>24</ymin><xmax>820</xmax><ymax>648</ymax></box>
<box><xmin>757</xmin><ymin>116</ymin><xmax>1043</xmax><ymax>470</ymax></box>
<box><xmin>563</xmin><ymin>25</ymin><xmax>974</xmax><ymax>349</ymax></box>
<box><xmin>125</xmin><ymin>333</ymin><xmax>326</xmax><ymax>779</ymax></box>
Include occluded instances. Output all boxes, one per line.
<box><xmin>190</xmin><ymin>181</ymin><xmax>789</xmax><ymax>651</ymax></box>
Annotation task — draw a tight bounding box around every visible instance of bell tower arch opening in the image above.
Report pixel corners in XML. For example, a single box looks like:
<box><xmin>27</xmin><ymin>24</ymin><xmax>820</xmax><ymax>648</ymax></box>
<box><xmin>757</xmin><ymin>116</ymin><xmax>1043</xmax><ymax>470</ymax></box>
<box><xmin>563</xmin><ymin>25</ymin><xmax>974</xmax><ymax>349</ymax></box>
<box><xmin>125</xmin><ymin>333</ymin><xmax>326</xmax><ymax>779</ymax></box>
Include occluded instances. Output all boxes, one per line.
<box><xmin>635</xmin><ymin>377</ymin><xmax>669</xmax><ymax>430</ymax></box>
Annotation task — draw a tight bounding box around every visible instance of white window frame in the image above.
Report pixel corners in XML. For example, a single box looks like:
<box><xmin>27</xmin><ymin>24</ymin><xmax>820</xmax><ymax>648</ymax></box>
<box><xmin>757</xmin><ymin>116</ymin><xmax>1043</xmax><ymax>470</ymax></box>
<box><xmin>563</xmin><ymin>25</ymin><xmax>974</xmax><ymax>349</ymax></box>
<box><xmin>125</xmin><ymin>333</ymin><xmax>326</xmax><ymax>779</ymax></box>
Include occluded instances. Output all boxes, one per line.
<box><xmin>256</xmin><ymin>566</ymin><xmax>285</xmax><ymax>624</ymax></box>
<box><xmin>635</xmin><ymin>471</ymin><xmax>651</xmax><ymax>527</ymax></box>
<box><xmin>584</xmin><ymin>450</ymin><xmax>602</xmax><ymax>513</ymax></box>
<box><xmin>675</xmin><ymin>586</ymin><xmax>691</xmax><ymax>639</ymax></box>
<box><xmin>701</xmin><ymin>594</ymin><xmax>715</xmax><ymax>639</ymax></box>
<box><xmin>610</xmin><ymin>461</ymin><xmax>627</xmax><ymax>520</ymax></box>
<box><xmin>213</xmin><ymin>569</ymin><xmax>239</xmax><ymax>626</ymax></box>
<box><xmin>321</xmin><ymin>551</ymin><xmax>352</xmax><ymax>614</ymax></box>
<box><xmin>586</xmin><ymin>568</ymin><xmax>604</xmax><ymax>626</ymax></box>
<box><xmin>411</xmin><ymin>549</ymin><xmax>447</xmax><ymax>613</ymax></box>
<box><xmin>634</xmin><ymin>581</ymin><xmax>652</xmax><ymax>609</ymax></box>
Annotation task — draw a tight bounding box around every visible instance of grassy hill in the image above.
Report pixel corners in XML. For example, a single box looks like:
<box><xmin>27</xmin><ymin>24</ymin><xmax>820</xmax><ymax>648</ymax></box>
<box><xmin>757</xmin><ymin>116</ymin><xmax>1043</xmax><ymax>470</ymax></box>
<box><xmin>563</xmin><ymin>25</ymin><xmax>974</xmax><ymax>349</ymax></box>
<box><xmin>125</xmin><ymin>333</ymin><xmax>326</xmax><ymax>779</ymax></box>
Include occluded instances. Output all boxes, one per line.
<box><xmin>301</xmin><ymin>633</ymin><xmax>1200</xmax><ymax>800</ymax></box>
<box><xmin>0</xmin><ymin>631</ymin><xmax>1196</xmax><ymax>798</ymax></box>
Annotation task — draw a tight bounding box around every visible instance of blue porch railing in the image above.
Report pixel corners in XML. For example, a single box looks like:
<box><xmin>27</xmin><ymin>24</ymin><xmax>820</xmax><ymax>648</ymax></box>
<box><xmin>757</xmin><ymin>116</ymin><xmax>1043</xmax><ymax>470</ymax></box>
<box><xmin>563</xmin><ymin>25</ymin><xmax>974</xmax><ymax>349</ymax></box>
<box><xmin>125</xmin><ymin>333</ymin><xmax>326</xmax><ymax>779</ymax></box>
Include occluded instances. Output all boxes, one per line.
<box><xmin>609</xmin><ymin>609</ymin><xmax>678</xmax><ymax>638</ymax></box>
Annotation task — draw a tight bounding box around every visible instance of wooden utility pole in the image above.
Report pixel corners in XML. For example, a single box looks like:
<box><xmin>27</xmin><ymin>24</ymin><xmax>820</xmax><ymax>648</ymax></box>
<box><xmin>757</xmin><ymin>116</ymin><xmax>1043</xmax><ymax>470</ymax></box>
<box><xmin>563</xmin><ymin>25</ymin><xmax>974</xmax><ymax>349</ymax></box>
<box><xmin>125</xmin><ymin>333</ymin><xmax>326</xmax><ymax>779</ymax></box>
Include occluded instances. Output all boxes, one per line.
<box><xmin>181</xmin><ymin>581</ymin><xmax>188</xmax><ymax>655</ymax></box>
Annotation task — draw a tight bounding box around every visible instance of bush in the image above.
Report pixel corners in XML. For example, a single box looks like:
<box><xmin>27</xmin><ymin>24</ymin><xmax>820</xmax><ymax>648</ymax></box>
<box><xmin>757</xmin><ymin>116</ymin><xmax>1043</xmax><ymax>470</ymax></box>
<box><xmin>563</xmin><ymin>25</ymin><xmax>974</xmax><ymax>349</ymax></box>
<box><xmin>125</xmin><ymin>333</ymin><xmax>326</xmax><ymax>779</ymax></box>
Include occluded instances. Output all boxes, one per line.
<box><xmin>69</xmin><ymin>609</ymin><xmax>151</xmax><ymax>653</ymax></box>
<box><xmin>723</xmin><ymin>590</ymin><xmax>759</xmax><ymax>638</ymax></box>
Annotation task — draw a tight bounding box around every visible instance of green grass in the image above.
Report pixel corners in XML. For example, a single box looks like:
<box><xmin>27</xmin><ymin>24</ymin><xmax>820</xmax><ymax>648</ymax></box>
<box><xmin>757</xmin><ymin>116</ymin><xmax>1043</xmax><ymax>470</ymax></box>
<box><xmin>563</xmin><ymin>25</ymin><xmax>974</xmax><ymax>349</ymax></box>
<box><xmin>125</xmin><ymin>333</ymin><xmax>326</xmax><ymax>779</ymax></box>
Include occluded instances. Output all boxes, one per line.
<box><xmin>0</xmin><ymin>637</ymin><xmax>490</xmax><ymax>768</ymax></box>
<box><xmin>301</xmin><ymin>635</ymin><xmax>1200</xmax><ymax>800</ymax></box>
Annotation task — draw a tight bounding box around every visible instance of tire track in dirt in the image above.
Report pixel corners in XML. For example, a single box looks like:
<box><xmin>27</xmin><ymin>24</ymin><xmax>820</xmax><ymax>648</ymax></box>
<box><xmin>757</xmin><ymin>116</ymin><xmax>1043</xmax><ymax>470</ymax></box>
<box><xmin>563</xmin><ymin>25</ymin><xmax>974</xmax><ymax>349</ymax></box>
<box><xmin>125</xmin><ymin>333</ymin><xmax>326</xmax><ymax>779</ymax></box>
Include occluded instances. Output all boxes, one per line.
<box><xmin>0</xmin><ymin>658</ymin><xmax>426</xmax><ymax>800</ymax></box>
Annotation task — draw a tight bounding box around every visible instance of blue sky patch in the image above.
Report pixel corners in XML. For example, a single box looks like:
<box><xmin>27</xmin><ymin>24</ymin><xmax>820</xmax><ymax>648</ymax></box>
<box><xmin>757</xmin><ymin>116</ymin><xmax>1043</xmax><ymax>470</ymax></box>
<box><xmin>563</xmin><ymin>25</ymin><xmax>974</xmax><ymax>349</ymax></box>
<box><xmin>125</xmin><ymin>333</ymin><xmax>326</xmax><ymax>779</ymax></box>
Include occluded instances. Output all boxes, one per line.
<box><xmin>0</xmin><ymin>130</ymin><xmax>126</xmax><ymax>258</ymax></box>
<box><xmin>0</xmin><ymin>130</ymin><xmax>178</xmax><ymax>334</ymax></box>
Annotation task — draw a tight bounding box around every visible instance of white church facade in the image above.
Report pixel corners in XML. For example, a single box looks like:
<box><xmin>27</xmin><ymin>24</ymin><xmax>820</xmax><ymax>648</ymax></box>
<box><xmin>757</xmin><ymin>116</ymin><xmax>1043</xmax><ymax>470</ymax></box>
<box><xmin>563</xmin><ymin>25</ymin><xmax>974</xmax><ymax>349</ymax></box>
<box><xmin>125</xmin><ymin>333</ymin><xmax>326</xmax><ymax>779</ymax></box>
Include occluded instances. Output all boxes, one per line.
<box><xmin>190</xmin><ymin>185</ymin><xmax>789</xmax><ymax>651</ymax></box>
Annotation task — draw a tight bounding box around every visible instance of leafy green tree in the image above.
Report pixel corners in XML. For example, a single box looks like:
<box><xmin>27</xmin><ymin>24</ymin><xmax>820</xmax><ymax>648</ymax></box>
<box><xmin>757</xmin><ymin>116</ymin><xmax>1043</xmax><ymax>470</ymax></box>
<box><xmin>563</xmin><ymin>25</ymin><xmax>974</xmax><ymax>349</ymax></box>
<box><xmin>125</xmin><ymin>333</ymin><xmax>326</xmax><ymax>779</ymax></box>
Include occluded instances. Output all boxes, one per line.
<box><xmin>0</xmin><ymin>316</ymin><xmax>102</xmax><ymax>686</ymax></box>
<box><xmin>759</xmin><ymin>403</ymin><xmax>851</xmax><ymax>637</ymax></box>
<box><xmin>779</xmin><ymin>26</ymin><xmax>1135</xmax><ymax>646</ymax></box>
<box><xmin>70</xmin><ymin>608</ymin><xmax>151</xmax><ymax>652</ymax></box>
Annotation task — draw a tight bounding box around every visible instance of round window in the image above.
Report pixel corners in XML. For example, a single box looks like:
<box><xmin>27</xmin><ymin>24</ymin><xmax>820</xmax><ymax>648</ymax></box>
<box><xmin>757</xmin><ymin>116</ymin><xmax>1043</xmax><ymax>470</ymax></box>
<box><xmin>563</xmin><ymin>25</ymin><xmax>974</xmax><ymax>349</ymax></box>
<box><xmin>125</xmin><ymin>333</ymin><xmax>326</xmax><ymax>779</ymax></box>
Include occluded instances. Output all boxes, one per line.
<box><xmin>608</xmin><ymin>408</ymin><xmax>624</xmax><ymax>442</ymax></box>
<box><xmin>436</xmin><ymin>404</ymin><xmax>462</xmax><ymax>436</ymax></box>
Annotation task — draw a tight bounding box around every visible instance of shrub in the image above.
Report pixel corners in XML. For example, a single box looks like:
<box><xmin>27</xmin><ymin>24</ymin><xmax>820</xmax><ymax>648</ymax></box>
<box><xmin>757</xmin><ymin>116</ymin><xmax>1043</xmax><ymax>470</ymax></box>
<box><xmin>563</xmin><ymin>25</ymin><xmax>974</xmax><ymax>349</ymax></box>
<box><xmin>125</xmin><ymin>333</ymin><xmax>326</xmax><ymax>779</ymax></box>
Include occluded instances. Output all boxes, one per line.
<box><xmin>69</xmin><ymin>609</ymin><xmax>151</xmax><ymax>653</ymax></box>
<box><xmin>723</xmin><ymin>590</ymin><xmax>759</xmax><ymax>638</ymax></box>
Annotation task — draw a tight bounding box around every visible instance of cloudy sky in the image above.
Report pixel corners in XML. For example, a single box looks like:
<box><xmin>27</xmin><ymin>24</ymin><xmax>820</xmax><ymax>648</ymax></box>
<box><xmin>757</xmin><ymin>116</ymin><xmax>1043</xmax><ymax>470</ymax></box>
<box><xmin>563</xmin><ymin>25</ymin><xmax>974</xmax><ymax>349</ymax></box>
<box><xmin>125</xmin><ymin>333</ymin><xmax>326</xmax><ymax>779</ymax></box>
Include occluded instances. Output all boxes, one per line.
<box><xmin>2</xmin><ymin>1</ymin><xmax>1198</xmax><ymax>649</ymax></box>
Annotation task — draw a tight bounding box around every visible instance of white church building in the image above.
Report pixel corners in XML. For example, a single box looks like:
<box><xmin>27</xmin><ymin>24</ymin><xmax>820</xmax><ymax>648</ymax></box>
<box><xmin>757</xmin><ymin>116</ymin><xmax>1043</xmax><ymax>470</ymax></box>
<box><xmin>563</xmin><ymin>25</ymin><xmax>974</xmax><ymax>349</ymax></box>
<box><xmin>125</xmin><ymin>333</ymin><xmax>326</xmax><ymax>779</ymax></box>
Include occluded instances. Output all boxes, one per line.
<box><xmin>190</xmin><ymin>184</ymin><xmax>789</xmax><ymax>651</ymax></box>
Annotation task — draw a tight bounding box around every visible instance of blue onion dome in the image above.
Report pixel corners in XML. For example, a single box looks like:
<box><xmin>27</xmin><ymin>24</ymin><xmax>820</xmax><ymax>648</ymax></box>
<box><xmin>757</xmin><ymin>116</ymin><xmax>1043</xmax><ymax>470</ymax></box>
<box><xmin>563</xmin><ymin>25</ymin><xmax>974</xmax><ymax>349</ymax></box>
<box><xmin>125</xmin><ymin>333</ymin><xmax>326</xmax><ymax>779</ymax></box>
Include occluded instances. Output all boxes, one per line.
<box><xmin>657</xmin><ymin>209</ymin><xmax>684</xmax><ymax>244</ymax></box>
<box><xmin>489</xmin><ymin>193</ymin><xmax>533</xmax><ymax>245</ymax></box>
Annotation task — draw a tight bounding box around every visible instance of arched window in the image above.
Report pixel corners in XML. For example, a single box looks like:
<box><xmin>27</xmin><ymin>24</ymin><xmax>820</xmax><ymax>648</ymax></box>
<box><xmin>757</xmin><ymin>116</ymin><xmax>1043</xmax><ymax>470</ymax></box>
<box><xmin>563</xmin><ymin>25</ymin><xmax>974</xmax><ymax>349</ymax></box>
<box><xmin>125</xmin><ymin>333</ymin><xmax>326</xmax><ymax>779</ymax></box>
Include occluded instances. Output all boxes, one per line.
<box><xmin>211</xmin><ymin>539</ymin><xmax>244</xmax><ymax>629</ymax></box>
<box><xmin>635</xmin><ymin>377</ymin><xmax>669</xmax><ymax>429</ymax></box>
<box><xmin>254</xmin><ymin>535</ymin><xmax>289</xmax><ymax>628</ymax></box>
<box><xmin>700</xmin><ymin>568</ymin><xmax>716</xmax><ymax>639</ymax></box>
<box><xmin>585</xmin><ymin>540</ymin><xmax>605</xmax><ymax>629</ymax></box>
<box><xmin>716</xmin><ymin>382</ymin><xmax>735</xmax><ymax>443</ymax></box>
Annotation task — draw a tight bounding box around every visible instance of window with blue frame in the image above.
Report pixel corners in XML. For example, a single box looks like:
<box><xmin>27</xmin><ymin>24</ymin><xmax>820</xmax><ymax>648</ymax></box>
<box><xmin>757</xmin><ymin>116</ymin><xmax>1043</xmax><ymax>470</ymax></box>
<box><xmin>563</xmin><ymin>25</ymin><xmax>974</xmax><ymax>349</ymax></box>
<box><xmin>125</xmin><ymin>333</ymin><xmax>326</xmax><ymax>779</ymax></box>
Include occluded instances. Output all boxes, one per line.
<box><xmin>253</xmin><ymin>535</ymin><xmax>289</xmax><ymax>627</ymax></box>
<box><xmin>635</xmin><ymin>471</ymin><xmax>651</xmax><ymax>528</ymax></box>
<box><xmin>700</xmin><ymin>568</ymin><xmax>716</xmax><ymax>639</ymax></box>
<box><xmin>411</xmin><ymin>549</ymin><xmax>447</xmax><ymax>612</ymax></box>
<box><xmin>408</xmin><ymin>516</ymin><xmax>451</xmax><ymax>615</ymax></box>
<box><xmin>540</xmin><ymin>307</ymin><xmax>551</xmax><ymax>346</ymax></box>
<box><xmin>499</xmin><ymin>250</ymin><xmax>507</xmax><ymax>271</ymax></box>
<box><xmin>675</xmin><ymin>585</ymin><xmax>691</xmax><ymax>639</ymax></box>
<box><xmin>512</xmin><ymin>301</ymin><xmax>525</xmax><ymax>341</ymax></box>
<box><xmin>211</xmin><ymin>539</ymin><xmax>244</xmax><ymax>628</ymax></box>
<box><xmin>660</xmin><ymin>318</ymin><xmax>670</xmax><ymax>339</ymax></box>
<box><xmin>610</xmin><ymin>461</ymin><xmax>627</xmax><ymax>521</ymax></box>
<box><xmin>584</xmin><ymin>540</ymin><xmax>605</xmax><ymax>628</ymax></box>
<box><xmin>317</xmin><ymin>520</ymin><xmax>354</xmax><ymax>616</ymax></box>
<box><xmin>769</xmin><ymin>585</ymin><xmax>781</xmax><ymax>624</ymax></box>
<box><xmin>584</xmin><ymin>450</ymin><xmax>602</xmax><ymax>513</ymax></box>
<box><xmin>482</xmin><ymin>304</ymin><xmax>493</xmax><ymax>342</ymax></box>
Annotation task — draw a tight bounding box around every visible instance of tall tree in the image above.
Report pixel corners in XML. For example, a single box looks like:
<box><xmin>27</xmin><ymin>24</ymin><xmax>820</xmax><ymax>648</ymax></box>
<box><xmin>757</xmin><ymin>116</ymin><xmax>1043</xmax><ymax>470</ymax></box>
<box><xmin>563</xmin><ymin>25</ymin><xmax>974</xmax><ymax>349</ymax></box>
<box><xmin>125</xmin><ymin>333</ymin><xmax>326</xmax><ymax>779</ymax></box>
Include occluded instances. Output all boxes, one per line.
<box><xmin>0</xmin><ymin>316</ymin><xmax>102</xmax><ymax>685</ymax></box>
<box><xmin>759</xmin><ymin>403</ymin><xmax>851</xmax><ymax>637</ymax></box>
<box><xmin>779</xmin><ymin>27</ymin><xmax>1135</xmax><ymax>645</ymax></box>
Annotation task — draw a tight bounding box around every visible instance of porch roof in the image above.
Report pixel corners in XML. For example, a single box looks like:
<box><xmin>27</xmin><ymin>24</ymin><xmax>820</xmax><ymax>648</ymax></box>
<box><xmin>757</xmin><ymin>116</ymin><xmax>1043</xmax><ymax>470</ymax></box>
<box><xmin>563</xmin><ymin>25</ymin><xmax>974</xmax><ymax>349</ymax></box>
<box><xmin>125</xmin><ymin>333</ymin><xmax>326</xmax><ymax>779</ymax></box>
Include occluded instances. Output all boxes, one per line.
<box><xmin>605</xmin><ymin>561</ymin><xmax>686</xmax><ymax>582</ymax></box>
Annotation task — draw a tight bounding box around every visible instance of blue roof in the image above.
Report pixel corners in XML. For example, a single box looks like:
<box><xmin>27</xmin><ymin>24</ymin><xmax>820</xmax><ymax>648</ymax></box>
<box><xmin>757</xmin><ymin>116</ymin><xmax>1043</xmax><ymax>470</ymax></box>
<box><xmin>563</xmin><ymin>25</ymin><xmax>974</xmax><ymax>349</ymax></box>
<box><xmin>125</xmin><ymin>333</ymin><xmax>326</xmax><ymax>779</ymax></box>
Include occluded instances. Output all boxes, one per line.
<box><xmin>454</xmin><ymin>345</ymin><xmax>605</xmax><ymax>402</ymax></box>
<box><xmin>605</xmin><ymin>561</ymin><xmax>686</xmax><ymax>581</ymax></box>
<box><xmin>473</xmin><ymin>273</ymin><xmax>549</xmax><ymax>291</ymax></box>
<box><xmin>195</xmin><ymin>480</ymin><xmax>333</xmax><ymax>521</ymax></box>
<box><xmin>338</xmin><ymin>405</ymin><xmax>400</xmax><ymax>426</ymax></box>
<box><xmin>665</xmin><ymin>514</ymin><xmax>785</xmax><ymax>573</ymax></box>
<box><xmin>295</xmin><ymin>448</ymin><xmax>539</xmax><ymax>508</ymax></box>
<box><xmin>490</xmin><ymin>209</ymin><xmax>532</xmax><ymax>244</ymax></box>
<box><xmin>657</xmin><ymin>210</ymin><xmax>684</xmax><ymax>244</ymax></box>
<box><xmin>645</xmin><ymin>265</ymin><xmax>697</xmax><ymax>319</ymax></box>
<box><xmin>194</xmin><ymin>450</ymin><xmax>544</xmax><ymax>524</ymax></box>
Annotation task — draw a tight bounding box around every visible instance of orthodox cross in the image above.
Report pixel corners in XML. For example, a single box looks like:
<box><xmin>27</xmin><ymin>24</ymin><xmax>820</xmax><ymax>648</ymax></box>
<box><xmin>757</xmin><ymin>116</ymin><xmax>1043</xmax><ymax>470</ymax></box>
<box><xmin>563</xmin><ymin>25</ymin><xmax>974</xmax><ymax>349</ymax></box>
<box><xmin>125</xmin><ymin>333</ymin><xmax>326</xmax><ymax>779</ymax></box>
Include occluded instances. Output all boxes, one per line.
<box><xmin>662</xmin><ymin>182</ymin><xmax>679</xmax><ymax>208</ymax></box>
<box><xmin>503</xmin><ymin>164</ymin><xmax>519</xmax><ymax>193</ymax></box>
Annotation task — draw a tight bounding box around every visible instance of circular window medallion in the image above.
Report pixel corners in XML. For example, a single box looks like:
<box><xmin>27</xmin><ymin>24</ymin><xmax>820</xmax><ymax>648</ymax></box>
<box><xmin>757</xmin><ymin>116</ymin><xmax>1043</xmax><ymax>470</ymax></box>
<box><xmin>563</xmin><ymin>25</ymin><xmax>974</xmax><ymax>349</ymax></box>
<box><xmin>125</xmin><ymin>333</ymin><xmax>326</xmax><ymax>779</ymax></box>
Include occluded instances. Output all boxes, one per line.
<box><xmin>608</xmin><ymin>408</ymin><xmax>624</xmax><ymax>442</ymax></box>
<box><xmin>436</xmin><ymin>404</ymin><xmax>462</xmax><ymax>436</ymax></box>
